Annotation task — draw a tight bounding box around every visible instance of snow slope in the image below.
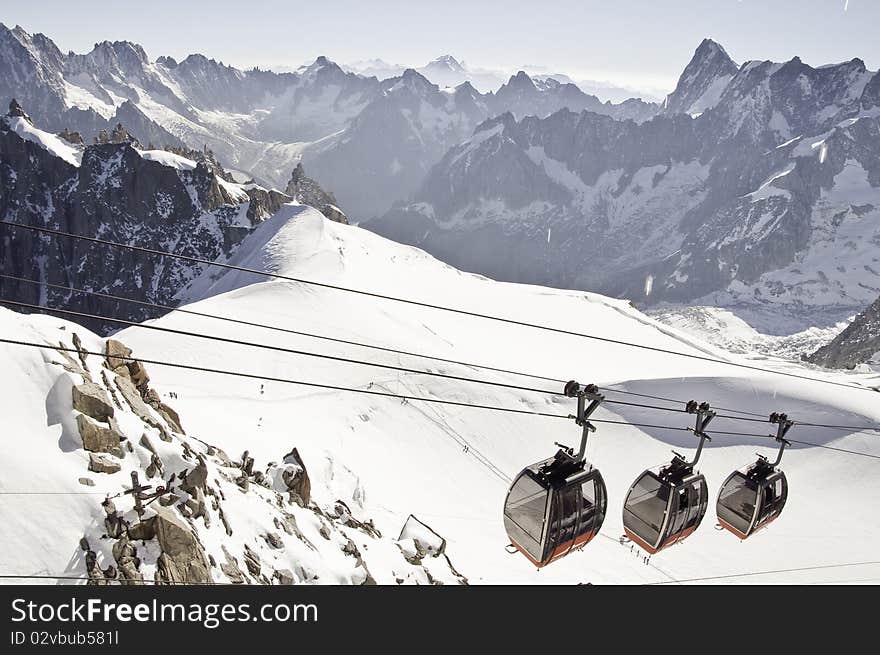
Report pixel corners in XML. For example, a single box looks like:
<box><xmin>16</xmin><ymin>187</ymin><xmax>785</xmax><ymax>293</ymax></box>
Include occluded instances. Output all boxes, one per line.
<box><xmin>650</xmin><ymin>305</ymin><xmax>850</xmax><ymax>359</ymax></box>
<box><xmin>116</xmin><ymin>208</ymin><xmax>880</xmax><ymax>583</ymax></box>
<box><xmin>3</xmin><ymin>207</ymin><xmax>880</xmax><ymax>584</ymax></box>
<box><xmin>0</xmin><ymin>306</ymin><xmax>465</xmax><ymax>586</ymax></box>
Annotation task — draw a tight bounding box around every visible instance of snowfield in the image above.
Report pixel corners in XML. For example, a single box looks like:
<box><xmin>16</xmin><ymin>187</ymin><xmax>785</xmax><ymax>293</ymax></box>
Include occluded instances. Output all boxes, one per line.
<box><xmin>3</xmin><ymin>207</ymin><xmax>880</xmax><ymax>584</ymax></box>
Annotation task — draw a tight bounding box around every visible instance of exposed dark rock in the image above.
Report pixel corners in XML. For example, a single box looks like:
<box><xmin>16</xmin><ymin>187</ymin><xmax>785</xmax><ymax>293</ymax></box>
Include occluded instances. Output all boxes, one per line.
<box><xmin>152</xmin><ymin>507</ymin><xmax>213</xmax><ymax>584</ymax></box>
<box><xmin>242</xmin><ymin>544</ymin><xmax>261</xmax><ymax>577</ymax></box>
<box><xmin>72</xmin><ymin>382</ymin><xmax>114</xmax><ymax>422</ymax></box>
<box><xmin>806</xmin><ymin>296</ymin><xmax>880</xmax><ymax>369</ymax></box>
<box><xmin>285</xmin><ymin>162</ymin><xmax>348</xmax><ymax>224</ymax></box>
<box><xmin>76</xmin><ymin>413</ymin><xmax>124</xmax><ymax>457</ymax></box>
<box><xmin>0</xmin><ymin>110</ymin><xmax>266</xmax><ymax>334</ymax></box>
<box><xmin>57</xmin><ymin>128</ymin><xmax>83</xmax><ymax>145</ymax></box>
<box><xmin>112</xmin><ymin>534</ymin><xmax>143</xmax><ymax>584</ymax></box>
<box><xmin>274</xmin><ymin>568</ymin><xmax>295</xmax><ymax>585</ymax></box>
<box><xmin>104</xmin><ymin>340</ymin><xmax>132</xmax><ymax>375</ymax></box>
<box><xmin>280</xmin><ymin>447</ymin><xmax>311</xmax><ymax>505</ymax></box>
<box><xmin>88</xmin><ymin>453</ymin><xmax>121</xmax><ymax>474</ymax></box>
<box><xmin>264</xmin><ymin>532</ymin><xmax>284</xmax><ymax>549</ymax></box>
<box><xmin>7</xmin><ymin>98</ymin><xmax>31</xmax><ymax>122</ymax></box>
<box><xmin>220</xmin><ymin>545</ymin><xmax>246</xmax><ymax>583</ymax></box>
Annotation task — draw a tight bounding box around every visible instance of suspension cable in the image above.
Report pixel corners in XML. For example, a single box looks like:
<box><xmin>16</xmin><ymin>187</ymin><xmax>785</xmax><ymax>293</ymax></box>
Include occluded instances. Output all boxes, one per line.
<box><xmin>1</xmin><ymin>219</ymin><xmax>873</xmax><ymax>394</ymax></box>
<box><xmin>6</xmin><ymin>296</ymin><xmax>880</xmax><ymax>437</ymax></box>
<box><xmin>646</xmin><ymin>560</ymin><xmax>880</xmax><ymax>584</ymax></box>
<box><xmin>0</xmin><ymin>337</ymin><xmax>572</xmax><ymax>419</ymax></box>
<box><xmin>0</xmin><ymin>273</ymin><xmax>565</xmax><ymax>384</ymax></box>
<box><xmin>0</xmin><ymin>299</ymin><xmax>560</xmax><ymax>397</ymax></box>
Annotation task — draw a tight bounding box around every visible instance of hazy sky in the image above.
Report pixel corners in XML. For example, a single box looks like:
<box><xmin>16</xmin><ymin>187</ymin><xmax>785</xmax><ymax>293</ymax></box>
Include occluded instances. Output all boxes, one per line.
<box><xmin>2</xmin><ymin>0</ymin><xmax>877</xmax><ymax>93</ymax></box>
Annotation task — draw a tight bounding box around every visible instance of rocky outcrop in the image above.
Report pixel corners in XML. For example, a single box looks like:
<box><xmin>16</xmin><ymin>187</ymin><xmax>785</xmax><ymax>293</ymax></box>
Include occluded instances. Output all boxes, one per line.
<box><xmin>806</xmin><ymin>296</ymin><xmax>880</xmax><ymax>369</ymax></box>
<box><xmin>104</xmin><ymin>339</ymin><xmax>132</xmax><ymax>374</ymax></box>
<box><xmin>0</xmin><ymin>103</ymin><xmax>269</xmax><ymax>334</ymax></box>
<box><xmin>25</xmin><ymin>328</ymin><xmax>471</xmax><ymax>586</ymax></box>
<box><xmin>7</xmin><ymin>98</ymin><xmax>31</xmax><ymax>122</ymax></box>
<box><xmin>88</xmin><ymin>453</ymin><xmax>121</xmax><ymax>474</ymax></box>
<box><xmin>72</xmin><ymin>382</ymin><xmax>114</xmax><ymax>422</ymax></box>
<box><xmin>57</xmin><ymin>128</ymin><xmax>83</xmax><ymax>145</ymax></box>
<box><xmin>395</xmin><ymin>515</ymin><xmax>467</xmax><ymax>585</ymax></box>
<box><xmin>264</xmin><ymin>447</ymin><xmax>312</xmax><ymax>507</ymax></box>
<box><xmin>152</xmin><ymin>508</ymin><xmax>213</xmax><ymax>585</ymax></box>
<box><xmin>285</xmin><ymin>163</ymin><xmax>348</xmax><ymax>224</ymax></box>
<box><xmin>76</xmin><ymin>414</ymin><xmax>124</xmax><ymax>457</ymax></box>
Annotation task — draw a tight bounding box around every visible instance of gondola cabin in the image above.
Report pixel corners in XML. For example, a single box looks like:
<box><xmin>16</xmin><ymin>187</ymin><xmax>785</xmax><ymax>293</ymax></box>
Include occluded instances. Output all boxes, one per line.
<box><xmin>503</xmin><ymin>450</ymin><xmax>607</xmax><ymax>567</ymax></box>
<box><xmin>503</xmin><ymin>380</ymin><xmax>607</xmax><ymax>568</ymax></box>
<box><xmin>716</xmin><ymin>466</ymin><xmax>787</xmax><ymax>539</ymax></box>
<box><xmin>717</xmin><ymin>411</ymin><xmax>792</xmax><ymax>540</ymax></box>
<box><xmin>622</xmin><ymin>464</ymin><xmax>708</xmax><ymax>554</ymax></box>
<box><xmin>621</xmin><ymin>399</ymin><xmax>714</xmax><ymax>555</ymax></box>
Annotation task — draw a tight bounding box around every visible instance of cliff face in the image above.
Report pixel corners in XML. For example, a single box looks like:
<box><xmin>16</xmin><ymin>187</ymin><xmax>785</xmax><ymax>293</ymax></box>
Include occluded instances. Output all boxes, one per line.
<box><xmin>0</xmin><ymin>105</ymin><xmax>281</xmax><ymax>333</ymax></box>
<box><xmin>806</xmin><ymin>296</ymin><xmax>880</xmax><ymax>369</ymax></box>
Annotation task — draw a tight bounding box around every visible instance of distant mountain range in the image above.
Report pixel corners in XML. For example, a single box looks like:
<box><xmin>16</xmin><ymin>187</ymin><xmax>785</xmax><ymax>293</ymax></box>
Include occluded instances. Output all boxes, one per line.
<box><xmin>343</xmin><ymin>55</ymin><xmax>665</xmax><ymax>102</ymax></box>
<box><xmin>0</xmin><ymin>24</ymin><xmax>658</xmax><ymax>220</ymax></box>
<box><xmin>4</xmin><ymin>23</ymin><xmax>880</xmax><ymax>349</ymax></box>
<box><xmin>368</xmin><ymin>39</ymin><xmax>880</xmax><ymax>326</ymax></box>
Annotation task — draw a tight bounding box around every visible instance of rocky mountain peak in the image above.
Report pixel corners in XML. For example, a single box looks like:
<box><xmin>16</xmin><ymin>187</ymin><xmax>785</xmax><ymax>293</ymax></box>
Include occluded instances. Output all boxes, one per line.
<box><xmin>506</xmin><ymin>70</ymin><xmax>537</xmax><ymax>91</ymax></box>
<box><xmin>7</xmin><ymin>98</ymin><xmax>32</xmax><ymax>123</ymax></box>
<box><xmin>478</xmin><ymin>110</ymin><xmax>517</xmax><ymax>133</ymax></box>
<box><xmin>156</xmin><ymin>55</ymin><xmax>178</xmax><ymax>68</ymax></box>
<box><xmin>393</xmin><ymin>68</ymin><xmax>436</xmax><ymax>95</ymax></box>
<box><xmin>87</xmin><ymin>39</ymin><xmax>149</xmax><ymax>72</ymax></box>
<box><xmin>285</xmin><ymin>162</ymin><xmax>348</xmax><ymax>224</ymax></box>
<box><xmin>1</xmin><ymin>23</ymin><xmax>64</xmax><ymax>73</ymax></box>
<box><xmin>664</xmin><ymin>38</ymin><xmax>739</xmax><ymax>115</ymax></box>
<box><xmin>303</xmin><ymin>55</ymin><xmax>344</xmax><ymax>77</ymax></box>
<box><xmin>695</xmin><ymin>38</ymin><xmax>735</xmax><ymax>65</ymax></box>
<box><xmin>426</xmin><ymin>54</ymin><xmax>464</xmax><ymax>72</ymax></box>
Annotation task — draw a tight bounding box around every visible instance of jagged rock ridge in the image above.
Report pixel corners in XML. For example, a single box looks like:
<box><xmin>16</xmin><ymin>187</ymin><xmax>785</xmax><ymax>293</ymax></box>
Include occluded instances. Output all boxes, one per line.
<box><xmin>0</xmin><ymin>101</ymin><xmax>294</xmax><ymax>333</ymax></box>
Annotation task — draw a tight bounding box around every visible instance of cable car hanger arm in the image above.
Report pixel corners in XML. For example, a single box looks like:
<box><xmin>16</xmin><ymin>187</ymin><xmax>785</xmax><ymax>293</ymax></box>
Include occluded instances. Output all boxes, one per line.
<box><xmin>674</xmin><ymin>400</ymin><xmax>716</xmax><ymax>468</ymax></box>
<box><xmin>764</xmin><ymin>412</ymin><xmax>793</xmax><ymax>468</ymax></box>
<box><xmin>564</xmin><ymin>380</ymin><xmax>604</xmax><ymax>462</ymax></box>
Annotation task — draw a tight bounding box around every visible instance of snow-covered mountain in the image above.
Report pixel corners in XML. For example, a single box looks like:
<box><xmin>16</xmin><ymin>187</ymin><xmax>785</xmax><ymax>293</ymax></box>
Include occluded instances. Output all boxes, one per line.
<box><xmin>4</xmin><ymin>207</ymin><xmax>880</xmax><ymax>584</ymax></box>
<box><xmin>662</xmin><ymin>38</ymin><xmax>739</xmax><ymax>116</ymax></box>
<box><xmin>0</xmin><ymin>101</ymin><xmax>299</xmax><ymax>333</ymax></box>
<box><xmin>306</xmin><ymin>68</ymin><xmax>658</xmax><ymax>218</ymax></box>
<box><xmin>368</xmin><ymin>39</ymin><xmax>880</xmax><ymax>328</ymax></box>
<box><xmin>346</xmin><ymin>54</ymin><xmax>508</xmax><ymax>93</ymax></box>
<box><xmin>0</xmin><ymin>24</ymin><xmax>379</xmax><ymax>187</ymax></box>
<box><xmin>347</xmin><ymin>56</ymin><xmax>665</xmax><ymax>103</ymax></box>
<box><xmin>0</xmin><ymin>25</ymin><xmax>658</xmax><ymax>220</ymax></box>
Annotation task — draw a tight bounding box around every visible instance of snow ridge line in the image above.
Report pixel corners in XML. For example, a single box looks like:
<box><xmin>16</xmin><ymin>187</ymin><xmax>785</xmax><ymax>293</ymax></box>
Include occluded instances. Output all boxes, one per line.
<box><xmin>0</xmin><ymin>219</ymin><xmax>874</xmax><ymax>394</ymax></box>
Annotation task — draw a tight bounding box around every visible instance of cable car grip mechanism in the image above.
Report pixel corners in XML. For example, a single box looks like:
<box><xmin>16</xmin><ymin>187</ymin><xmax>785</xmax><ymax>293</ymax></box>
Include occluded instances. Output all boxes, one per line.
<box><xmin>563</xmin><ymin>380</ymin><xmax>604</xmax><ymax>462</ymax></box>
<box><xmin>762</xmin><ymin>412</ymin><xmax>793</xmax><ymax>468</ymax></box>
